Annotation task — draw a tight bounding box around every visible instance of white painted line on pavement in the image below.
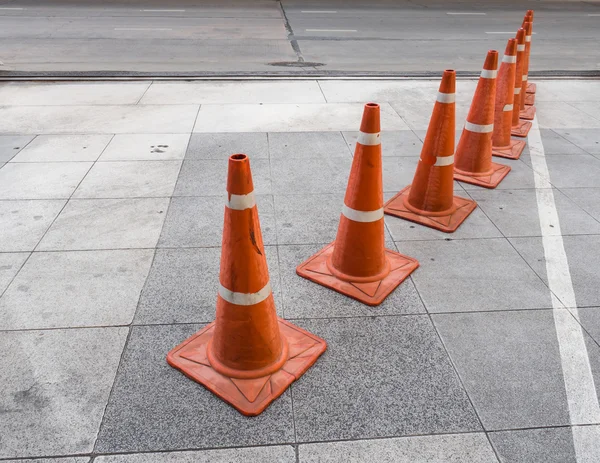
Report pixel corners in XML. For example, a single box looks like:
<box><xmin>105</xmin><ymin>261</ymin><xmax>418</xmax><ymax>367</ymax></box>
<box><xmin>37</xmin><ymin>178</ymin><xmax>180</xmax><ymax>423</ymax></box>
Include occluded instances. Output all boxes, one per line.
<box><xmin>529</xmin><ymin>117</ymin><xmax>600</xmax><ymax>462</ymax></box>
<box><xmin>447</xmin><ymin>12</ymin><xmax>486</xmax><ymax>15</ymax></box>
<box><xmin>141</xmin><ymin>9</ymin><xmax>186</xmax><ymax>12</ymax></box>
<box><xmin>114</xmin><ymin>27</ymin><xmax>173</xmax><ymax>31</ymax></box>
<box><xmin>306</xmin><ymin>29</ymin><xmax>357</xmax><ymax>32</ymax></box>
<box><xmin>0</xmin><ymin>7</ymin><xmax>24</xmax><ymax>9</ymax></box>
<box><xmin>302</xmin><ymin>10</ymin><xmax>338</xmax><ymax>13</ymax></box>
<box><xmin>486</xmin><ymin>31</ymin><xmax>537</xmax><ymax>34</ymax></box>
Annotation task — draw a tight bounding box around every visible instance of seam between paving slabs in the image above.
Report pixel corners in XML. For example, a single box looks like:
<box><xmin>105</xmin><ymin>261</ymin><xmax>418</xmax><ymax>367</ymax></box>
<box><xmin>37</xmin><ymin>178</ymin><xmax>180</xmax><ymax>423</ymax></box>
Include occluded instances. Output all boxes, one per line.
<box><xmin>134</xmin><ymin>81</ymin><xmax>153</xmax><ymax>105</ymax></box>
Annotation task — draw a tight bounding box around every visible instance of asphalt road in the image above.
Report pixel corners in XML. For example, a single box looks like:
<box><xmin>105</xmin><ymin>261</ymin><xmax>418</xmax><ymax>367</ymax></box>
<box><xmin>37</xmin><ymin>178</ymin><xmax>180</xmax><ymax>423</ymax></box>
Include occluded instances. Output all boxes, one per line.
<box><xmin>0</xmin><ymin>0</ymin><xmax>598</xmax><ymax>76</ymax></box>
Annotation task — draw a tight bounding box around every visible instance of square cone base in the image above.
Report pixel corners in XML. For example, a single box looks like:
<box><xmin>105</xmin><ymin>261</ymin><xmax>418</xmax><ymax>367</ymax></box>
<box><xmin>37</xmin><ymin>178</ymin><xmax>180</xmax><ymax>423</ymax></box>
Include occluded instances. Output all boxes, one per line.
<box><xmin>384</xmin><ymin>186</ymin><xmax>477</xmax><ymax>233</ymax></box>
<box><xmin>492</xmin><ymin>139</ymin><xmax>527</xmax><ymax>160</ymax></box>
<box><xmin>454</xmin><ymin>162</ymin><xmax>511</xmax><ymax>189</ymax></box>
<box><xmin>520</xmin><ymin>105</ymin><xmax>536</xmax><ymax>121</ymax></box>
<box><xmin>167</xmin><ymin>319</ymin><xmax>326</xmax><ymax>416</ymax></box>
<box><xmin>527</xmin><ymin>82</ymin><xmax>536</xmax><ymax>94</ymax></box>
<box><xmin>511</xmin><ymin>119</ymin><xmax>533</xmax><ymax>138</ymax></box>
<box><xmin>524</xmin><ymin>92</ymin><xmax>535</xmax><ymax>106</ymax></box>
<box><xmin>296</xmin><ymin>242</ymin><xmax>418</xmax><ymax>306</ymax></box>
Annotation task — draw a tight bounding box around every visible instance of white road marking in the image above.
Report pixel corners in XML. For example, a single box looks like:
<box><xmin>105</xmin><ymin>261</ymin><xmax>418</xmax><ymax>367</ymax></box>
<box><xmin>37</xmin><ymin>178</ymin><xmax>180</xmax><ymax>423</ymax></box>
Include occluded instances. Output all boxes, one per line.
<box><xmin>486</xmin><ymin>31</ymin><xmax>537</xmax><ymax>34</ymax></box>
<box><xmin>306</xmin><ymin>29</ymin><xmax>357</xmax><ymax>32</ymax></box>
<box><xmin>301</xmin><ymin>10</ymin><xmax>338</xmax><ymax>13</ymax></box>
<box><xmin>0</xmin><ymin>7</ymin><xmax>24</xmax><ymax>9</ymax></box>
<box><xmin>141</xmin><ymin>9</ymin><xmax>185</xmax><ymax>12</ymax></box>
<box><xmin>114</xmin><ymin>27</ymin><xmax>173</xmax><ymax>31</ymax></box>
<box><xmin>529</xmin><ymin>117</ymin><xmax>600</xmax><ymax>462</ymax></box>
<box><xmin>447</xmin><ymin>12</ymin><xmax>486</xmax><ymax>15</ymax></box>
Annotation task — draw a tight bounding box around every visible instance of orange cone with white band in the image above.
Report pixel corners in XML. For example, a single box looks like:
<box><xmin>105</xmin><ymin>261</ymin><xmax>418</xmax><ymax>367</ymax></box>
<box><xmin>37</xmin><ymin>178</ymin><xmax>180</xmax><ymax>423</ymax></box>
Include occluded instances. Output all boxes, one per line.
<box><xmin>511</xmin><ymin>27</ymin><xmax>532</xmax><ymax>138</ymax></box>
<box><xmin>520</xmin><ymin>21</ymin><xmax>536</xmax><ymax>120</ymax></box>
<box><xmin>168</xmin><ymin>154</ymin><xmax>326</xmax><ymax>416</ymax></box>
<box><xmin>384</xmin><ymin>70</ymin><xmax>477</xmax><ymax>232</ymax></box>
<box><xmin>524</xmin><ymin>11</ymin><xmax>537</xmax><ymax>97</ymax></box>
<box><xmin>492</xmin><ymin>38</ymin><xmax>526</xmax><ymax>160</ymax></box>
<box><xmin>297</xmin><ymin>103</ymin><xmax>419</xmax><ymax>306</ymax></box>
<box><xmin>454</xmin><ymin>50</ymin><xmax>511</xmax><ymax>188</ymax></box>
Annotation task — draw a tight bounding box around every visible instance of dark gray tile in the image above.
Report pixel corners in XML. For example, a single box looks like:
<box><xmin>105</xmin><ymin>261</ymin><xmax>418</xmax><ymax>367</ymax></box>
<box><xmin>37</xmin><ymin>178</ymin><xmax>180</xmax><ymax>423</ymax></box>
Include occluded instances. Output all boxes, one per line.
<box><xmin>538</xmin><ymin>129</ymin><xmax>590</xmax><ymax>155</ymax></box>
<box><xmin>579</xmin><ymin>308</ymin><xmax>600</xmax><ymax>345</ymax></box>
<box><xmin>271</xmin><ymin>157</ymin><xmax>351</xmax><ymax>195</ymax></box>
<box><xmin>186</xmin><ymin>133</ymin><xmax>268</xmax><ymax>160</ymax></box>
<box><xmin>343</xmin><ymin>130</ymin><xmax>423</xmax><ymax>157</ymax></box>
<box><xmin>553</xmin><ymin>129</ymin><xmax>600</xmax><ymax>155</ymax></box>
<box><xmin>291</xmin><ymin>316</ymin><xmax>482</xmax><ymax>442</ymax></box>
<box><xmin>560</xmin><ymin>188</ymin><xmax>600</xmax><ymax>222</ymax></box>
<box><xmin>174</xmin><ymin>159</ymin><xmax>271</xmax><ymax>196</ymax></box>
<box><xmin>159</xmin><ymin>195</ymin><xmax>276</xmax><ymax>248</ymax></box>
<box><xmin>525</xmin><ymin>154</ymin><xmax>600</xmax><ymax>189</ymax></box>
<box><xmin>2</xmin><ymin>458</ymin><xmax>90</xmax><ymax>463</ymax></box>
<box><xmin>134</xmin><ymin>246</ymin><xmax>282</xmax><ymax>325</ymax></box>
<box><xmin>399</xmin><ymin>239</ymin><xmax>552</xmax><ymax>313</ymax></box>
<box><xmin>0</xmin><ymin>135</ymin><xmax>34</xmax><ymax>163</ymax></box>
<box><xmin>269</xmin><ymin>131</ymin><xmax>350</xmax><ymax>159</ymax></box>
<box><xmin>95</xmin><ymin>324</ymin><xmax>295</xmax><ymax>453</ymax></box>
<box><xmin>279</xmin><ymin>244</ymin><xmax>424</xmax><ymax>319</ymax></box>
<box><xmin>489</xmin><ymin>427</ymin><xmax>577</xmax><ymax>463</ymax></box>
<box><xmin>95</xmin><ymin>446</ymin><xmax>295</xmax><ymax>462</ymax></box>
<box><xmin>433</xmin><ymin>310</ymin><xmax>571</xmax><ymax>430</ymax></box>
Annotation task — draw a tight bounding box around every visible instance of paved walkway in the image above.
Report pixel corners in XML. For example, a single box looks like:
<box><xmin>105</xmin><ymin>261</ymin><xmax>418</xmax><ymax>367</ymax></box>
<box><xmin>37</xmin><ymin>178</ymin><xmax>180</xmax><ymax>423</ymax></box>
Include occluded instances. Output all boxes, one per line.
<box><xmin>1</xmin><ymin>79</ymin><xmax>600</xmax><ymax>462</ymax></box>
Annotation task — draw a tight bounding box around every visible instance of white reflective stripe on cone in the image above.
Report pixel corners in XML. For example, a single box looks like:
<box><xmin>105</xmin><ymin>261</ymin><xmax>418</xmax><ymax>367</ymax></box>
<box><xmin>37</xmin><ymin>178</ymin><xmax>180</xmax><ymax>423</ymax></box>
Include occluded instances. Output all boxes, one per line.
<box><xmin>358</xmin><ymin>131</ymin><xmax>381</xmax><ymax>146</ymax></box>
<box><xmin>434</xmin><ymin>154</ymin><xmax>454</xmax><ymax>167</ymax></box>
<box><xmin>218</xmin><ymin>281</ymin><xmax>272</xmax><ymax>306</ymax></box>
<box><xmin>341</xmin><ymin>204</ymin><xmax>384</xmax><ymax>223</ymax></box>
<box><xmin>515</xmin><ymin>87</ymin><xmax>522</xmax><ymax>94</ymax></box>
<box><xmin>503</xmin><ymin>104</ymin><xmax>514</xmax><ymax>111</ymax></box>
<box><xmin>437</xmin><ymin>92</ymin><xmax>456</xmax><ymax>103</ymax></box>
<box><xmin>502</xmin><ymin>55</ymin><xmax>517</xmax><ymax>63</ymax></box>
<box><xmin>526</xmin><ymin>35</ymin><xmax>532</xmax><ymax>42</ymax></box>
<box><xmin>465</xmin><ymin>121</ymin><xmax>494</xmax><ymax>133</ymax></box>
<box><xmin>480</xmin><ymin>69</ymin><xmax>497</xmax><ymax>78</ymax></box>
<box><xmin>517</xmin><ymin>44</ymin><xmax>526</xmax><ymax>51</ymax></box>
<box><xmin>226</xmin><ymin>191</ymin><xmax>256</xmax><ymax>210</ymax></box>
<box><xmin>522</xmin><ymin>74</ymin><xmax>528</xmax><ymax>81</ymax></box>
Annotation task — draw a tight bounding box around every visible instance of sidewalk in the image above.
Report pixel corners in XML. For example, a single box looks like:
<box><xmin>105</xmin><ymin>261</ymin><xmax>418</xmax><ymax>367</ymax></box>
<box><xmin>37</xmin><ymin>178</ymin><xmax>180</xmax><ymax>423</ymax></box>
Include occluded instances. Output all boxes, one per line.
<box><xmin>1</xmin><ymin>79</ymin><xmax>600</xmax><ymax>462</ymax></box>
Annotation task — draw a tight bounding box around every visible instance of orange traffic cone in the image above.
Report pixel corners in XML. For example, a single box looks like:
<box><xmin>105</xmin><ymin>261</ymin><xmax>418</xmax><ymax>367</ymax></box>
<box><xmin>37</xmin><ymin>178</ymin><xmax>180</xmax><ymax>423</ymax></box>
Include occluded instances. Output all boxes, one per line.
<box><xmin>524</xmin><ymin>11</ymin><xmax>537</xmax><ymax>96</ymax></box>
<box><xmin>168</xmin><ymin>154</ymin><xmax>326</xmax><ymax>416</ymax></box>
<box><xmin>511</xmin><ymin>27</ymin><xmax>532</xmax><ymax>138</ymax></box>
<box><xmin>297</xmin><ymin>103</ymin><xmax>419</xmax><ymax>306</ymax></box>
<box><xmin>384</xmin><ymin>70</ymin><xmax>477</xmax><ymax>232</ymax></box>
<box><xmin>492</xmin><ymin>38</ymin><xmax>526</xmax><ymax>160</ymax></box>
<box><xmin>454</xmin><ymin>50</ymin><xmax>511</xmax><ymax>188</ymax></box>
<box><xmin>520</xmin><ymin>21</ymin><xmax>536</xmax><ymax>120</ymax></box>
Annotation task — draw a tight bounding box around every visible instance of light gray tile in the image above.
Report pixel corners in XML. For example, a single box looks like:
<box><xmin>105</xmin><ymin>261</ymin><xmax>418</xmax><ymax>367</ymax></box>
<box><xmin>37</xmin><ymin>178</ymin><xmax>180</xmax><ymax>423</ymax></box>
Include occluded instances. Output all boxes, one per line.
<box><xmin>158</xmin><ymin>195</ymin><xmax>276</xmax><ymax>248</ymax></box>
<box><xmin>553</xmin><ymin>129</ymin><xmax>600</xmax><ymax>155</ymax></box>
<box><xmin>2</xmin><ymin>458</ymin><xmax>90</xmax><ymax>463</ymax></box>
<box><xmin>174</xmin><ymin>159</ymin><xmax>271</xmax><ymax>196</ymax></box>
<box><xmin>269</xmin><ymin>131</ymin><xmax>350</xmax><ymax>159</ymax></box>
<box><xmin>0</xmin><ymin>162</ymin><xmax>92</xmax><ymax>199</ymax></box>
<box><xmin>299</xmin><ymin>433</ymin><xmax>498</xmax><ymax>463</ymax></box>
<box><xmin>343</xmin><ymin>130</ymin><xmax>423</xmax><ymax>157</ymax></box>
<box><xmin>0</xmin><ymin>250</ymin><xmax>153</xmax><ymax>330</ymax></box>
<box><xmin>38</xmin><ymin>198</ymin><xmax>169</xmax><ymax>250</ymax></box>
<box><xmin>433</xmin><ymin>310</ymin><xmax>572</xmax><ymax>430</ymax></box>
<box><xmin>536</xmin><ymin>101</ymin><xmax>600</xmax><ymax>129</ymax></box>
<box><xmin>95</xmin><ymin>446</ymin><xmax>295</xmax><ymax>462</ymax></box>
<box><xmin>489</xmin><ymin>427</ymin><xmax>577</xmax><ymax>463</ymax></box>
<box><xmin>11</xmin><ymin>135</ymin><xmax>112</xmax><ymax>162</ymax></box>
<box><xmin>134</xmin><ymin>246</ymin><xmax>282</xmax><ymax>325</ymax></box>
<box><xmin>291</xmin><ymin>316</ymin><xmax>481</xmax><ymax>442</ymax></box>
<box><xmin>186</xmin><ymin>133</ymin><xmax>268</xmax><ymax>160</ymax></box>
<box><xmin>530</xmin><ymin>154</ymin><xmax>600</xmax><ymax>189</ymax></box>
<box><xmin>538</xmin><ymin>129</ymin><xmax>590</xmax><ymax>156</ymax></box>
<box><xmin>399</xmin><ymin>239</ymin><xmax>552</xmax><ymax>312</ymax></box>
<box><xmin>0</xmin><ymin>200</ymin><xmax>66</xmax><ymax>251</ymax></box>
<box><xmin>0</xmin><ymin>327</ymin><xmax>128</xmax><ymax>458</ymax></box>
<box><xmin>73</xmin><ymin>161</ymin><xmax>181</xmax><ymax>198</ymax></box>
<box><xmin>279</xmin><ymin>244</ymin><xmax>424</xmax><ymax>319</ymax></box>
<box><xmin>95</xmin><ymin>324</ymin><xmax>294</xmax><ymax>453</ymax></box>
<box><xmin>99</xmin><ymin>134</ymin><xmax>190</xmax><ymax>161</ymax></box>
<box><xmin>0</xmin><ymin>135</ymin><xmax>35</xmax><ymax>162</ymax></box>
<box><xmin>0</xmin><ymin>252</ymin><xmax>29</xmax><ymax>294</ymax></box>
<box><xmin>271</xmin><ymin>157</ymin><xmax>351</xmax><ymax>195</ymax></box>
<box><xmin>560</xmin><ymin>188</ymin><xmax>600</xmax><ymax>222</ymax></box>
<box><xmin>469</xmin><ymin>188</ymin><xmax>600</xmax><ymax>237</ymax></box>
<box><xmin>578</xmin><ymin>308</ymin><xmax>600</xmax><ymax>345</ymax></box>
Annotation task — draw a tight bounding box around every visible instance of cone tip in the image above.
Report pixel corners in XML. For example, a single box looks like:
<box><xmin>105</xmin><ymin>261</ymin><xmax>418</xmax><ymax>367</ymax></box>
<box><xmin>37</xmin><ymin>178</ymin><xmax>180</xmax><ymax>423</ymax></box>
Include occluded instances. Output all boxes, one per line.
<box><xmin>227</xmin><ymin>153</ymin><xmax>254</xmax><ymax>195</ymax></box>
<box><xmin>484</xmin><ymin>50</ymin><xmax>498</xmax><ymax>70</ymax></box>
<box><xmin>230</xmin><ymin>153</ymin><xmax>248</xmax><ymax>162</ymax></box>
<box><xmin>439</xmin><ymin>69</ymin><xmax>456</xmax><ymax>94</ymax></box>
<box><xmin>524</xmin><ymin>21</ymin><xmax>532</xmax><ymax>34</ymax></box>
<box><xmin>360</xmin><ymin>102</ymin><xmax>381</xmax><ymax>133</ymax></box>
<box><xmin>516</xmin><ymin>27</ymin><xmax>525</xmax><ymax>43</ymax></box>
<box><xmin>505</xmin><ymin>38</ymin><xmax>517</xmax><ymax>55</ymax></box>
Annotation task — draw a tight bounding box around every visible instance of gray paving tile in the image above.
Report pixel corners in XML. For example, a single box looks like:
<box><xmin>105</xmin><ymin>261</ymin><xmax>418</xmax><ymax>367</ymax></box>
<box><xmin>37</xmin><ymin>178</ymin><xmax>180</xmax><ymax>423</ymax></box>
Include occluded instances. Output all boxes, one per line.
<box><xmin>579</xmin><ymin>308</ymin><xmax>600</xmax><ymax>345</ymax></box>
<box><xmin>560</xmin><ymin>188</ymin><xmax>600</xmax><ymax>222</ymax></box>
<box><xmin>95</xmin><ymin>445</ymin><xmax>295</xmax><ymax>462</ymax></box>
<box><xmin>469</xmin><ymin>188</ymin><xmax>600</xmax><ymax>237</ymax></box>
<box><xmin>0</xmin><ymin>327</ymin><xmax>128</xmax><ymax>458</ymax></box>
<box><xmin>489</xmin><ymin>427</ymin><xmax>578</xmax><ymax>463</ymax></box>
<box><xmin>269</xmin><ymin>131</ymin><xmax>350</xmax><ymax>159</ymax></box>
<box><xmin>433</xmin><ymin>310</ymin><xmax>572</xmax><ymax>430</ymax></box>
<box><xmin>459</xmin><ymin>160</ymin><xmax>536</xmax><ymax>191</ymax></box>
<box><xmin>0</xmin><ymin>162</ymin><xmax>93</xmax><ymax>199</ymax></box>
<box><xmin>185</xmin><ymin>133</ymin><xmax>268</xmax><ymax>160</ymax></box>
<box><xmin>38</xmin><ymin>198</ymin><xmax>169</xmax><ymax>251</ymax></box>
<box><xmin>271</xmin><ymin>157</ymin><xmax>351</xmax><ymax>195</ymax></box>
<box><xmin>0</xmin><ymin>135</ymin><xmax>34</xmax><ymax>162</ymax></box>
<box><xmin>279</xmin><ymin>244</ymin><xmax>424</xmax><ymax>318</ymax></box>
<box><xmin>399</xmin><ymin>238</ymin><xmax>552</xmax><ymax>313</ymax></box>
<box><xmin>11</xmin><ymin>135</ymin><xmax>112</xmax><ymax>162</ymax></box>
<box><xmin>0</xmin><ymin>250</ymin><xmax>153</xmax><ymax>330</ymax></box>
<box><xmin>99</xmin><ymin>134</ymin><xmax>190</xmax><ymax>161</ymax></box>
<box><xmin>510</xmin><ymin>235</ymin><xmax>600</xmax><ymax>307</ymax></box>
<box><xmin>95</xmin><ymin>324</ymin><xmax>295</xmax><ymax>453</ymax></box>
<box><xmin>2</xmin><ymin>458</ymin><xmax>90</xmax><ymax>463</ymax></box>
<box><xmin>158</xmin><ymin>195</ymin><xmax>276</xmax><ymax>248</ymax></box>
<box><xmin>0</xmin><ymin>162</ymin><xmax>4</xmax><ymax>169</ymax></box>
<box><xmin>135</xmin><ymin>246</ymin><xmax>282</xmax><ymax>325</ymax></box>
<box><xmin>0</xmin><ymin>200</ymin><xmax>66</xmax><ymax>252</ymax></box>
<box><xmin>299</xmin><ymin>433</ymin><xmax>498</xmax><ymax>463</ymax></box>
<box><xmin>291</xmin><ymin>316</ymin><xmax>481</xmax><ymax>442</ymax></box>
<box><xmin>73</xmin><ymin>160</ymin><xmax>182</xmax><ymax>199</ymax></box>
<box><xmin>554</xmin><ymin>128</ymin><xmax>600</xmax><ymax>155</ymax></box>
<box><xmin>174</xmin><ymin>159</ymin><xmax>271</xmax><ymax>196</ymax></box>
<box><xmin>538</xmin><ymin>129</ymin><xmax>590</xmax><ymax>156</ymax></box>
<box><xmin>531</xmin><ymin>154</ymin><xmax>600</xmax><ymax>189</ymax></box>
<box><xmin>343</xmin><ymin>130</ymin><xmax>423</xmax><ymax>157</ymax></box>
<box><xmin>0</xmin><ymin>252</ymin><xmax>29</xmax><ymax>294</ymax></box>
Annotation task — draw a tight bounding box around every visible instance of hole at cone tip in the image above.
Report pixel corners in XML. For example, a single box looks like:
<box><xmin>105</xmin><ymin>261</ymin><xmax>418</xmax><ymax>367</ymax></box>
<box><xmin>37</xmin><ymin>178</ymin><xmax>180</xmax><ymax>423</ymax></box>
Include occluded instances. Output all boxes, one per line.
<box><xmin>366</xmin><ymin>102</ymin><xmax>379</xmax><ymax>107</ymax></box>
<box><xmin>445</xmin><ymin>69</ymin><xmax>456</xmax><ymax>73</ymax></box>
<box><xmin>230</xmin><ymin>154</ymin><xmax>247</xmax><ymax>161</ymax></box>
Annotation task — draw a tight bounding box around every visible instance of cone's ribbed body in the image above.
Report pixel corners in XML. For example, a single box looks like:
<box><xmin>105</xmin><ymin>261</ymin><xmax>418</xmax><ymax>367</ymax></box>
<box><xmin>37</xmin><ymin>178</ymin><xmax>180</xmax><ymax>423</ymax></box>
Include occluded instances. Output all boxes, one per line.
<box><xmin>492</xmin><ymin>39</ymin><xmax>517</xmax><ymax>149</ymax></box>
<box><xmin>512</xmin><ymin>28</ymin><xmax>526</xmax><ymax>127</ymax></box>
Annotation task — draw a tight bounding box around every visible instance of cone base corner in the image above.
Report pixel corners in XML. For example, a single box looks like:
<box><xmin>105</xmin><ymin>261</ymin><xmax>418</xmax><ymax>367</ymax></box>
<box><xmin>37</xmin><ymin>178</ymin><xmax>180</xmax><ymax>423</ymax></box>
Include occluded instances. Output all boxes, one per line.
<box><xmin>383</xmin><ymin>186</ymin><xmax>477</xmax><ymax>233</ymax></box>
<box><xmin>524</xmin><ymin>93</ymin><xmax>535</xmax><ymax>106</ymax></box>
<box><xmin>511</xmin><ymin>120</ymin><xmax>533</xmax><ymax>138</ymax></box>
<box><xmin>492</xmin><ymin>139</ymin><xmax>526</xmax><ymax>160</ymax></box>
<box><xmin>526</xmin><ymin>82</ymin><xmax>536</xmax><ymax>94</ymax></box>
<box><xmin>167</xmin><ymin>319</ymin><xmax>326</xmax><ymax>416</ymax></box>
<box><xmin>296</xmin><ymin>242</ymin><xmax>419</xmax><ymax>306</ymax></box>
<box><xmin>454</xmin><ymin>163</ymin><xmax>511</xmax><ymax>189</ymax></box>
<box><xmin>520</xmin><ymin>105</ymin><xmax>536</xmax><ymax>121</ymax></box>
